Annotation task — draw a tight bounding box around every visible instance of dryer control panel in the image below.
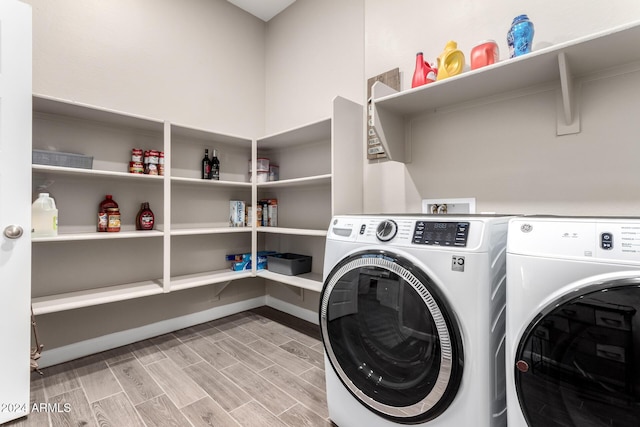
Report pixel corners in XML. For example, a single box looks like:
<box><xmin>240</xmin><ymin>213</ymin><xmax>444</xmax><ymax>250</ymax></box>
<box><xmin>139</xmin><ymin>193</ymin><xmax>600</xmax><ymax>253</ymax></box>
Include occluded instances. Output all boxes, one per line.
<box><xmin>412</xmin><ymin>221</ymin><xmax>470</xmax><ymax>247</ymax></box>
<box><xmin>508</xmin><ymin>217</ymin><xmax>640</xmax><ymax>263</ymax></box>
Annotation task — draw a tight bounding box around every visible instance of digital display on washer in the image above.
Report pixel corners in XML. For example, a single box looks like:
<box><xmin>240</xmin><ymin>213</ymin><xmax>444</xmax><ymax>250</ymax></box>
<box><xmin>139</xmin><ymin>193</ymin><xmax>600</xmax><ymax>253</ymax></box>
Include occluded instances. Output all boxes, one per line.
<box><xmin>412</xmin><ymin>221</ymin><xmax>469</xmax><ymax>247</ymax></box>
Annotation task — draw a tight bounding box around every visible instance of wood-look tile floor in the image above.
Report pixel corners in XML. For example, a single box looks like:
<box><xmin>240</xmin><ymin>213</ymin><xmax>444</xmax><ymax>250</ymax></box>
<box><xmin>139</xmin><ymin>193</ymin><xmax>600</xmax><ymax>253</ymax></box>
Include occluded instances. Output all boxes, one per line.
<box><xmin>5</xmin><ymin>307</ymin><xmax>336</xmax><ymax>427</ymax></box>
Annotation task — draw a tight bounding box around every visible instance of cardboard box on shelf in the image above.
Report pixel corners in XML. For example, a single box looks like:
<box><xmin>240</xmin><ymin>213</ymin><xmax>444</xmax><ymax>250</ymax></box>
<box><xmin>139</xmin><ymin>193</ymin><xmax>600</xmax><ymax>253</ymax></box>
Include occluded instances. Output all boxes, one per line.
<box><xmin>229</xmin><ymin>200</ymin><xmax>246</xmax><ymax>227</ymax></box>
<box><xmin>226</xmin><ymin>250</ymin><xmax>277</xmax><ymax>271</ymax></box>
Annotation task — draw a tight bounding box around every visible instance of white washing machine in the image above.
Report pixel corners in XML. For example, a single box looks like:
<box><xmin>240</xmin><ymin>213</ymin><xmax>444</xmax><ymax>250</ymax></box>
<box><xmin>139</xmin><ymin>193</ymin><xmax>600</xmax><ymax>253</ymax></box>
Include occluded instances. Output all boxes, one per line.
<box><xmin>319</xmin><ymin>214</ymin><xmax>511</xmax><ymax>426</ymax></box>
<box><xmin>506</xmin><ymin>216</ymin><xmax>640</xmax><ymax>427</ymax></box>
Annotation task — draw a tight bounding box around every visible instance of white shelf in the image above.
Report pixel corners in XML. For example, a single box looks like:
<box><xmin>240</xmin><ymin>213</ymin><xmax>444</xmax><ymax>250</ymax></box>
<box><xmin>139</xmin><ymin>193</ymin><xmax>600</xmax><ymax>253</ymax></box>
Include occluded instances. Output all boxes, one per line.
<box><xmin>29</xmin><ymin>96</ymin><xmax>361</xmax><ymax>314</ymax></box>
<box><xmin>170</xmin><ymin>226</ymin><xmax>251</xmax><ymax>236</ymax></box>
<box><xmin>32</xmin><ymin>164</ymin><xmax>165</xmax><ymax>181</ymax></box>
<box><xmin>257</xmin><ymin>118</ymin><xmax>331</xmax><ymax>149</ymax></box>
<box><xmin>257</xmin><ymin>227</ymin><xmax>327</xmax><ymax>237</ymax></box>
<box><xmin>32</xmin><ymin>230</ymin><xmax>164</xmax><ymax>242</ymax></box>
<box><xmin>372</xmin><ymin>20</ymin><xmax>640</xmax><ymax>162</ymax></box>
<box><xmin>171</xmin><ymin>176</ymin><xmax>251</xmax><ymax>188</ymax></box>
<box><xmin>256</xmin><ymin>173</ymin><xmax>332</xmax><ymax>189</ymax></box>
<box><xmin>258</xmin><ymin>270</ymin><xmax>323</xmax><ymax>293</ymax></box>
<box><xmin>32</xmin><ymin>280</ymin><xmax>164</xmax><ymax>315</ymax></box>
<box><xmin>171</xmin><ymin>123</ymin><xmax>252</xmax><ymax>148</ymax></box>
<box><xmin>33</xmin><ymin>94</ymin><xmax>164</xmax><ymax>132</ymax></box>
<box><xmin>169</xmin><ymin>270</ymin><xmax>253</xmax><ymax>292</ymax></box>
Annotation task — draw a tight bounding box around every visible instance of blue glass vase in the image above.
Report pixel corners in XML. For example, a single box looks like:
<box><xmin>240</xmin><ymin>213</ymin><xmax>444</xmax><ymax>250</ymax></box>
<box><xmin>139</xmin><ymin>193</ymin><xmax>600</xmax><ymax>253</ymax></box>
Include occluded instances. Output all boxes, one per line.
<box><xmin>507</xmin><ymin>14</ymin><xmax>534</xmax><ymax>58</ymax></box>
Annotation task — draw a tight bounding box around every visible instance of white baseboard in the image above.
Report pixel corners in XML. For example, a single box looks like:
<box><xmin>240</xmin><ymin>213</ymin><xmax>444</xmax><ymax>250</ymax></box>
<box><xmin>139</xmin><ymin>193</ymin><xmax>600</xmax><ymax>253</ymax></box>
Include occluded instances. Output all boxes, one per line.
<box><xmin>37</xmin><ymin>296</ymin><xmax>266</xmax><ymax>368</ymax></box>
<box><xmin>265</xmin><ymin>295</ymin><xmax>319</xmax><ymax>325</ymax></box>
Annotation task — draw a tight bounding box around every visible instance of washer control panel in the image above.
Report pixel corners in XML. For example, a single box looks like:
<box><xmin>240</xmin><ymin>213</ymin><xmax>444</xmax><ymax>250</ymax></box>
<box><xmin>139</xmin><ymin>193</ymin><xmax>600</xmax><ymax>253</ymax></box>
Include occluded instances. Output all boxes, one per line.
<box><xmin>412</xmin><ymin>221</ymin><xmax>470</xmax><ymax>247</ymax></box>
<box><xmin>328</xmin><ymin>215</ymin><xmax>495</xmax><ymax>250</ymax></box>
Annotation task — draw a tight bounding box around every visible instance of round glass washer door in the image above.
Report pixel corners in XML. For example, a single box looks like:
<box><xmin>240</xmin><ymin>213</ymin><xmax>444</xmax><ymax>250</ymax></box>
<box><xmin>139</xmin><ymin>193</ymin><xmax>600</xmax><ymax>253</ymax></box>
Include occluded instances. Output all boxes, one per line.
<box><xmin>320</xmin><ymin>250</ymin><xmax>464</xmax><ymax>424</ymax></box>
<box><xmin>515</xmin><ymin>278</ymin><xmax>640</xmax><ymax>427</ymax></box>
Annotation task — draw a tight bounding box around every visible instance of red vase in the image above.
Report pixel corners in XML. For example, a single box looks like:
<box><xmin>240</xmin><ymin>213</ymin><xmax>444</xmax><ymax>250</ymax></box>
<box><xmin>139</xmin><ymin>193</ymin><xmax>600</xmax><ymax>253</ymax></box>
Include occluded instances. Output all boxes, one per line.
<box><xmin>411</xmin><ymin>52</ymin><xmax>436</xmax><ymax>88</ymax></box>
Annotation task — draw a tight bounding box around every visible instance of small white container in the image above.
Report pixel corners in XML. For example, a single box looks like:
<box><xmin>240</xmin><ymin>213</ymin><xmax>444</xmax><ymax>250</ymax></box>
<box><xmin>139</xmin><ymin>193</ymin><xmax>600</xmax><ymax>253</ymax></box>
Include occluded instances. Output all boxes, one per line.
<box><xmin>32</xmin><ymin>193</ymin><xmax>58</xmax><ymax>237</ymax></box>
<box><xmin>256</xmin><ymin>158</ymin><xmax>270</xmax><ymax>172</ymax></box>
<box><xmin>269</xmin><ymin>165</ymin><xmax>279</xmax><ymax>181</ymax></box>
<box><xmin>257</xmin><ymin>171</ymin><xmax>269</xmax><ymax>183</ymax></box>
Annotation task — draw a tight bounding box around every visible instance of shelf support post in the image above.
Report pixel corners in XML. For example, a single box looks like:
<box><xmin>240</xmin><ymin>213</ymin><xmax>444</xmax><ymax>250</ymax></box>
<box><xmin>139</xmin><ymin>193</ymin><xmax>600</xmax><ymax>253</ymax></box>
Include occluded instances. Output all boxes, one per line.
<box><xmin>557</xmin><ymin>52</ymin><xmax>581</xmax><ymax>135</ymax></box>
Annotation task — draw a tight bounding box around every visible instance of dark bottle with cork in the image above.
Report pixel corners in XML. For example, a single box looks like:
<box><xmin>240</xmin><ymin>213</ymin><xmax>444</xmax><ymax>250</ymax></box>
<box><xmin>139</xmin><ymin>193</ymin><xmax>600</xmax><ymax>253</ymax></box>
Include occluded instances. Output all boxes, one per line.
<box><xmin>136</xmin><ymin>202</ymin><xmax>155</xmax><ymax>230</ymax></box>
<box><xmin>201</xmin><ymin>149</ymin><xmax>211</xmax><ymax>180</ymax></box>
<box><xmin>209</xmin><ymin>149</ymin><xmax>220</xmax><ymax>180</ymax></box>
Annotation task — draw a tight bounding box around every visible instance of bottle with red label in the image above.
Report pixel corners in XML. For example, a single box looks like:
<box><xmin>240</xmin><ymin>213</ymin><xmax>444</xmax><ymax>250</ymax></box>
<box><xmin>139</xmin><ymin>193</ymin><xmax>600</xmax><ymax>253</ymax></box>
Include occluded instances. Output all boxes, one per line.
<box><xmin>136</xmin><ymin>202</ymin><xmax>155</xmax><ymax>230</ymax></box>
<box><xmin>98</xmin><ymin>194</ymin><xmax>118</xmax><ymax>232</ymax></box>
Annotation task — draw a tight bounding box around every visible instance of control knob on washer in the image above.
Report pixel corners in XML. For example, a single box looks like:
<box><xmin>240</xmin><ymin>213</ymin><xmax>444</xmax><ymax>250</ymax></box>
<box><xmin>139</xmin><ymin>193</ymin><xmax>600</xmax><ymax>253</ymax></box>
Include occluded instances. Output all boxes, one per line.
<box><xmin>376</xmin><ymin>219</ymin><xmax>398</xmax><ymax>242</ymax></box>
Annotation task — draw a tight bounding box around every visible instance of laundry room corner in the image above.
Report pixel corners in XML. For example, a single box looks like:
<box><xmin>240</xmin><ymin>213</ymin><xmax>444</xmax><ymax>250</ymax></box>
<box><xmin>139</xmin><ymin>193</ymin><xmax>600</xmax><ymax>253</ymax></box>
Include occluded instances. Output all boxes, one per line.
<box><xmin>364</xmin><ymin>0</ymin><xmax>640</xmax><ymax>216</ymax></box>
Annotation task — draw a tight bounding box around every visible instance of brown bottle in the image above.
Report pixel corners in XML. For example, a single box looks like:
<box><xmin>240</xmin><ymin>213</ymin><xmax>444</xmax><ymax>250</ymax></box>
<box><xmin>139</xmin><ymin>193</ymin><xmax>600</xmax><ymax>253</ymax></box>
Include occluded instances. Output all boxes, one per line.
<box><xmin>98</xmin><ymin>194</ymin><xmax>118</xmax><ymax>232</ymax></box>
<box><xmin>136</xmin><ymin>202</ymin><xmax>155</xmax><ymax>230</ymax></box>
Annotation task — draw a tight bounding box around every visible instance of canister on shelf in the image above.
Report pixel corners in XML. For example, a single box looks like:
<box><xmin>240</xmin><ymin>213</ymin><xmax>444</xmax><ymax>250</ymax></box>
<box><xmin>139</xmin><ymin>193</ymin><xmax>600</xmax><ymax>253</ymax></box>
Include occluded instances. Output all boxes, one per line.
<box><xmin>144</xmin><ymin>150</ymin><xmax>159</xmax><ymax>165</ymax></box>
<box><xmin>98</xmin><ymin>195</ymin><xmax>118</xmax><ymax>232</ymax></box>
<box><xmin>107</xmin><ymin>207</ymin><xmax>121</xmax><ymax>232</ymax></box>
<box><xmin>158</xmin><ymin>152</ymin><xmax>165</xmax><ymax>176</ymax></box>
<box><xmin>436</xmin><ymin>40</ymin><xmax>465</xmax><ymax>81</ymax></box>
<box><xmin>269</xmin><ymin>164</ymin><xmax>279</xmax><ymax>181</ymax></box>
<box><xmin>507</xmin><ymin>14</ymin><xmax>534</xmax><ymax>58</ymax></box>
<box><xmin>470</xmin><ymin>40</ymin><xmax>499</xmax><ymax>69</ymax></box>
<box><xmin>98</xmin><ymin>211</ymin><xmax>108</xmax><ymax>232</ymax></box>
<box><xmin>256</xmin><ymin>158</ymin><xmax>269</xmax><ymax>172</ymax></box>
<box><xmin>411</xmin><ymin>52</ymin><xmax>437</xmax><ymax>88</ymax></box>
<box><xmin>131</xmin><ymin>148</ymin><xmax>143</xmax><ymax>162</ymax></box>
<box><xmin>145</xmin><ymin>163</ymin><xmax>158</xmax><ymax>175</ymax></box>
<box><xmin>129</xmin><ymin>161</ymin><xmax>144</xmax><ymax>174</ymax></box>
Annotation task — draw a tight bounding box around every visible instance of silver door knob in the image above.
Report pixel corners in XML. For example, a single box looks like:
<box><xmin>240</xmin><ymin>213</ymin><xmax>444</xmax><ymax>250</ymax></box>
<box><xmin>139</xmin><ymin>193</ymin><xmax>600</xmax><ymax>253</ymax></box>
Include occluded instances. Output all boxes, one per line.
<box><xmin>3</xmin><ymin>225</ymin><xmax>24</xmax><ymax>239</ymax></box>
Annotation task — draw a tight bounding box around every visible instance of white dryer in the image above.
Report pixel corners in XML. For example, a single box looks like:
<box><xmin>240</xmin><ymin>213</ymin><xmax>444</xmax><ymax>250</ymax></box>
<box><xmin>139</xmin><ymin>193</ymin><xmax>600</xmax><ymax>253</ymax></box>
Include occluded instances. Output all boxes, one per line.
<box><xmin>319</xmin><ymin>215</ymin><xmax>511</xmax><ymax>426</ymax></box>
<box><xmin>506</xmin><ymin>216</ymin><xmax>640</xmax><ymax>427</ymax></box>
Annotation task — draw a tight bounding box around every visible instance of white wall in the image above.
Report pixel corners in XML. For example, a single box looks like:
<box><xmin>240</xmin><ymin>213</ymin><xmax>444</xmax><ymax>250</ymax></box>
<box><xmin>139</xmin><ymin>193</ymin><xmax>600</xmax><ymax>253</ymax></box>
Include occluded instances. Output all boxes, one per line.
<box><xmin>364</xmin><ymin>0</ymin><xmax>640</xmax><ymax>215</ymax></box>
<box><xmin>264</xmin><ymin>0</ymin><xmax>364</xmax><ymax>134</ymax></box>
<box><xmin>22</xmin><ymin>0</ymin><xmax>269</xmax><ymax>354</ymax></box>
<box><xmin>22</xmin><ymin>0</ymin><xmax>366</xmax><ymax>355</ymax></box>
<box><xmin>23</xmin><ymin>0</ymin><xmax>265</xmax><ymax>137</ymax></box>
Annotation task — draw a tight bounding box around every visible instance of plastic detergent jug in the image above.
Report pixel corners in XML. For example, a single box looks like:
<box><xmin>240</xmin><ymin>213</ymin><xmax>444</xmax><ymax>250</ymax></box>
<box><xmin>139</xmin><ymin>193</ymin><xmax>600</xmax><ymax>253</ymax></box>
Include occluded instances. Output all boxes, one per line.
<box><xmin>411</xmin><ymin>52</ymin><xmax>437</xmax><ymax>88</ymax></box>
<box><xmin>436</xmin><ymin>40</ymin><xmax>465</xmax><ymax>81</ymax></box>
<box><xmin>32</xmin><ymin>193</ymin><xmax>58</xmax><ymax>237</ymax></box>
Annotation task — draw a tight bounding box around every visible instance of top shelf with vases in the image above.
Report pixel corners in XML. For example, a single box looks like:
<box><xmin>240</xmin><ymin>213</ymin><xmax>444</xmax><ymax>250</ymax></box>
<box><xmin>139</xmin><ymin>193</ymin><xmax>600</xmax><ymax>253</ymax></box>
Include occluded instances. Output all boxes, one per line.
<box><xmin>372</xmin><ymin>20</ymin><xmax>640</xmax><ymax>163</ymax></box>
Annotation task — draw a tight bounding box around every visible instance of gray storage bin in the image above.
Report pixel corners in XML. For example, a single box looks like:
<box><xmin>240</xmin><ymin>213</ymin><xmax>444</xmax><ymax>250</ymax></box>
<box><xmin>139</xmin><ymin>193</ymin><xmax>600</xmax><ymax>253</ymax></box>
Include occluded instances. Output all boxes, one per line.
<box><xmin>32</xmin><ymin>150</ymin><xmax>93</xmax><ymax>169</ymax></box>
<box><xmin>267</xmin><ymin>253</ymin><xmax>312</xmax><ymax>276</ymax></box>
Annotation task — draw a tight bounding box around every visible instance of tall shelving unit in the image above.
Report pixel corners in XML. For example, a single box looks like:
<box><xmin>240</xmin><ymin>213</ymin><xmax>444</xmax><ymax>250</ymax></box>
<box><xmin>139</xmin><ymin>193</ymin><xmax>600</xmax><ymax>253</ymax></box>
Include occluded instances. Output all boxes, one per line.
<box><xmin>168</xmin><ymin>124</ymin><xmax>254</xmax><ymax>293</ymax></box>
<box><xmin>30</xmin><ymin>95</ymin><xmax>363</xmax><ymax>315</ymax></box>
<box><xmin>31</xmin><ymin>95</ymin><xmax>166</xmax><ymax>315</ymax></box>
<box><xmin>254</xmin><ymin>97</ymin><xmax>363</xmax><ymax>293</ymax></box>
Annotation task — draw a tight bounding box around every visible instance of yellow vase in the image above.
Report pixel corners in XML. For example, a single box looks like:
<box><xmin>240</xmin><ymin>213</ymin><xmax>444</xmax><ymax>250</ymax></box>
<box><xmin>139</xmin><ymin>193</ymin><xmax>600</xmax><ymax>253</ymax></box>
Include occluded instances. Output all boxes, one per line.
<box><xmin>436</xmin><ymin>40</ymin><xmax>465</xmax><ymax>81</ymax></box>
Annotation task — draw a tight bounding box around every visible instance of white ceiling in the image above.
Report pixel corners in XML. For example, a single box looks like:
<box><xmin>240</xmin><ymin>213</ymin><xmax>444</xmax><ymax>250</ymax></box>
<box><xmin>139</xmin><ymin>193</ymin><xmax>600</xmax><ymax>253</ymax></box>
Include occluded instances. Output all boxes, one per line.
<box><xmin>227</xmin><ymin>0</ymin><xmax>296</xmax><ymax>22</ymax></box>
